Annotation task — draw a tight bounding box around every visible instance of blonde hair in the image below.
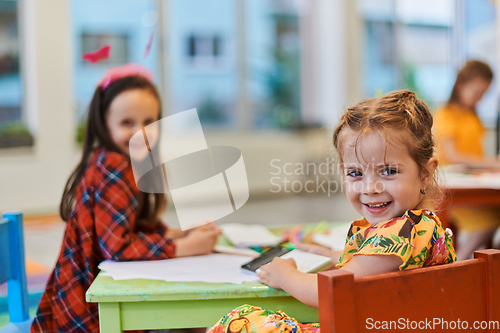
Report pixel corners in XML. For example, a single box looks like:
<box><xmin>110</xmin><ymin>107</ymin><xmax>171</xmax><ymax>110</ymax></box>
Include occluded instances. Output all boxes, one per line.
<box><xmin>333</xmin><ymin>90</ymin><xmax>440</xmax><ymax>205</ymax></box>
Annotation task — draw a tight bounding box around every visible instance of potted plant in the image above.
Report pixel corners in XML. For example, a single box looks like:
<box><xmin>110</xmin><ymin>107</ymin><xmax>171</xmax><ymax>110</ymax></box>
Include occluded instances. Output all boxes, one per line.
<box><xmin>0</xmin><ymin>122</ymin><xmax>34</xmax><ymax>148</ymax></box>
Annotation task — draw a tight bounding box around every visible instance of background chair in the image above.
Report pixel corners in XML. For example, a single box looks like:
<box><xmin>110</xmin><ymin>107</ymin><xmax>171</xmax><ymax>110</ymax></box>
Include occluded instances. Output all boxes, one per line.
<box><xmin>318</xmin><ymin>249</ymin><xmax>500</xmax><ymax>333</ymax></box>
<box><xmin>0</xmin><ymin>211</ymin><xmax>32</xmax><ymax>333</ymax></box>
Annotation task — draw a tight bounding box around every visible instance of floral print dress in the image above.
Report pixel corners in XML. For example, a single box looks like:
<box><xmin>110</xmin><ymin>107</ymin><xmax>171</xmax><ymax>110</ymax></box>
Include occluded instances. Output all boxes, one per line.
<box><xmin>337</xmin><ymin>209</ymin><xmax>456</xmax><ymax>269</ymax></box>
<box><xmin>210</xmin><ymin>305</ymin><xmax>320</xmax><ymax>333</ymax></box>
<box><xmin>208</xmin><ymin>210</ymin><xmax>456</xmax><ymax>333</ymax></box>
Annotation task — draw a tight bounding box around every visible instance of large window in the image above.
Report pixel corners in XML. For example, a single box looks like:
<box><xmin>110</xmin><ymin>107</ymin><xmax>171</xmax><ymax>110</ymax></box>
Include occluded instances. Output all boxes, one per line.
<box><xmin>72</xmin><ymin>0</ymin><xmax>160</xmax><ymax>144</ymax></box>
<box><xmin>72</xmin><ymin>0</ymin><xmax>304</xmax><ymax>131</ymax></box>
<box><xmin>249</xmin><ymin>0</ymin><xmax>301</xmax><ymax>129</ymax></box>
<box><xmin>463</xmin><ymin>0</ymin><xmax>497</xmax><ymax>126</ymax></box>
<box><xmin>168</xmin><ymin>0</ymin><xmax>302</xmax><ymax>128</ymax></box>
<box><xmin>358</xmin><ymin>0</ymin><xmax>497</xmax><ymax>126</ymax></box>
<box><xmin>0</xmin><ymin>0</ymin><xmax>31</xmax><ymax>148</ymax></box>
<box><xmin>358</xmin><ymin>0</ymin><xmax>455</xmax><ymax>109</ymax></box>
<box><xmin>168</xmin><ymin>0</ymin><xmax>237</xmax><ymax>126</ymax></box>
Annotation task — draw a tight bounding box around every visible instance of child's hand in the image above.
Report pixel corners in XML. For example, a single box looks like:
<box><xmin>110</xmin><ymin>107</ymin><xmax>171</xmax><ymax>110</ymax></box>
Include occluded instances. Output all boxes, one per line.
<box><xmin>175</xmin><ymin>222</ymin><xmax>222</xmax><ymax>257</ymax></box>
<box><xmin>257</xmin><ymin>257</ymin><xmax>298</xmax><ymax>289</ymax></box>
<box><xmin>167</xmin><ymin>228</ymin><xmax>189</xmax><ymax>239</ymax></box>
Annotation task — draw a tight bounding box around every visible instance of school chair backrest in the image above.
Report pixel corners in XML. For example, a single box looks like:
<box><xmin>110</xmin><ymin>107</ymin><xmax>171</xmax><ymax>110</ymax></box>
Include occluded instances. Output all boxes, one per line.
<box><xmin>318</xmin><ymin>249</ymin><xmax>500</xmax><ymax>333</ymax></box>
<box><xmin>0</xmin><ymin>211</ymin><xmax>29</xmax><ymax>323</ymax></box>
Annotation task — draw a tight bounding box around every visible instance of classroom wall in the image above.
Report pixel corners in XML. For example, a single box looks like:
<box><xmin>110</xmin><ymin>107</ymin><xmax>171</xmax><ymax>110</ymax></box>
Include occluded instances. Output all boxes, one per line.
<box><xmin>0</xmin><ymin>0</ymin><xmax>360</xmax><ymax>215</ymax></box>
<box><xmin>0</xmin><ymin>0</ymin><xmax>79</xmax><ymax>215</ymax></box>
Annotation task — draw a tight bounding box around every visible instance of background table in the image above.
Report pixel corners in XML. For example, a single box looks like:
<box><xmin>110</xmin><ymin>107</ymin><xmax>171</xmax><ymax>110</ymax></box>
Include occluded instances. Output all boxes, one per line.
<box><xmin>437</xmin><ymin>169</ymin><xmax>500</xmax><ymax>247</ymax></box>
<box><xmin>86</xmin><ymin>274</ymin><xmax>318</xmax><ymax>332</ymax></box>
<box><xmin>438</xmin><ymin>188</ymin><xmax>500</xmax><ymax>229</ymax></box>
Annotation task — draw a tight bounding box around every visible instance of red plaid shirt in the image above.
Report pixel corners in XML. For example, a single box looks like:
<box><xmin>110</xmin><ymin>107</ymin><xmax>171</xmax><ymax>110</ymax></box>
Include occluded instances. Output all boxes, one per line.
<box><xmin>31</xmin><ymin>148</ymin><xmax>176</xmax><ymax>333</ymax></box>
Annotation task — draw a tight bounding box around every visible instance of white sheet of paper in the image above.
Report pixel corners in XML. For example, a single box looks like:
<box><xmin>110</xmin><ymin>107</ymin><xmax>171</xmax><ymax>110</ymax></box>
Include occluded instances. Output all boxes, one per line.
<box><xmin>313</xmin><ymin>222</ymin><xmax>351</xmax><ymax>251</ymax></box>
<box><xmin>214</xmin><ymin>245</ymin><xmax>259</xmax><ymax>257</ymax></box>
<box><xmin>280</xmin><ymin>249</ymin><xmax>332</xmax><ymax>273</ymax></box>
<box><xmin>98</xmin><ymin>253</ymin><xmax>260</xmax><ymax>284</ymax></box>
<box><xmin>220</xmin><ymin>223</ymin><xmax>280</xmax><ymax>247</ymax></box>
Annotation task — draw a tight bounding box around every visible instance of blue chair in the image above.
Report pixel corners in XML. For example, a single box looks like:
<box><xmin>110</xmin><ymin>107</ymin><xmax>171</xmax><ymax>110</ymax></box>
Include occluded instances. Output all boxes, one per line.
<box><xmin>0</xmin><ymin>211</ymin><xmax>33</xmax><ymax>333</ymax></box>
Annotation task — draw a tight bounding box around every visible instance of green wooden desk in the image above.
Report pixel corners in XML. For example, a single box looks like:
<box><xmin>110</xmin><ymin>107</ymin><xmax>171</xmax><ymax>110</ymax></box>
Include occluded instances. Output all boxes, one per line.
<box><xmin>85</xmin><ymin>223</ymin><xmax>343</xmax><ymax>332</ymax></box>
<box><xmin>86</xmin><ymin>274</ymin><xmax>318</xmax><ymax>332</ymax></box>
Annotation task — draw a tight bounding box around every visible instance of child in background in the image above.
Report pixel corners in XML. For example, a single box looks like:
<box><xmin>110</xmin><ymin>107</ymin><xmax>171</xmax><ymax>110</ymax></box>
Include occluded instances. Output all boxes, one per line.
<box><xmin>434</xmin><ymin>60</ymin><xmax>500</xmax><ymax>260</ymax></box>
<box><xmin>208</xmin><ymin>90</ymin><xmax>456</xmax><ymax>333</ymax></box>
<box><xmin>31</xmin><ymin>64</ymin><xmax>221</xmax><ymax>333</ymax></box>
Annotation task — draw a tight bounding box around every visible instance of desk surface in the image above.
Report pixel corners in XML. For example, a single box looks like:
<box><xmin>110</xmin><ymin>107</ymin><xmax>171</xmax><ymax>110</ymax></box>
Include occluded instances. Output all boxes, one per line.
<box><xmin>85</xmin><ymin>225</ymin><xmax>328</xmax><ymax>331</ymax></box>
<box><xmin>440</xmin><ymin>169</ymin><xmax>500</xmax><ymax>189</ymax></box>
<box><xmin>87</xmin><ymin>274</ymin><xmax>318</xmax><ymax>331</ymax></box>
<box><xmin>86</xmin><ymin>274</ymin><xmax>289</xmax><ymax>303</ymax></box>
<box><xmin>436</xmin><ymin>169</ymin><xmax>500</xmax><ymax>232</ymax></box>
<box><xmin>87</xmin><ymin>222</ymin><xmax>345</xmax><ymax>305</ymax></box>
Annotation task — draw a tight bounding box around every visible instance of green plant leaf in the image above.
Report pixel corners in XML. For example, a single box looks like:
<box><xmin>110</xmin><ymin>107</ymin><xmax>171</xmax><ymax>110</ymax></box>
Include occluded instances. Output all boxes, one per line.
<box><xmin>390</xmin><ymin>233</ymin><xmax>400</xmax><ymax>242</ymax></box>
<box><xmin>379</xmin><ymin>237</ymin><xmax>394</xmax><ymax>247</ymax></box>
<box><xmin>259</xmin><ymin>310</ymin><xmax>273</xmax><ymax>317</ymax></box>
<box><xmin>421</xmin><ymin>215</ymin><xmax>433</xmax><ymax>223</ymax></box>
<box><xmin>401</xmin><ymin>244</ymin><xmax>408</xmax><ymax>256</ymax></box>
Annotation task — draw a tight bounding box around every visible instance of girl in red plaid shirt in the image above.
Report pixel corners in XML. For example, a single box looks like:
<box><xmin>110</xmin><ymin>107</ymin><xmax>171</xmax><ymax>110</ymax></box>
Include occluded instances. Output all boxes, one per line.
<box><xmin>31</xmin><ymin>65</ymin><xmax>221</xmax><ymax>333</ymax></box>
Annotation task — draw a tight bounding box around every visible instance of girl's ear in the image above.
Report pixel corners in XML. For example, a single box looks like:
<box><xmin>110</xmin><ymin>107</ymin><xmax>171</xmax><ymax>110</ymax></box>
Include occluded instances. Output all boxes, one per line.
<box><xmin>421</xmin><ymin>157</ymin><xmax>438</xmax><ymax>185</ymax></box>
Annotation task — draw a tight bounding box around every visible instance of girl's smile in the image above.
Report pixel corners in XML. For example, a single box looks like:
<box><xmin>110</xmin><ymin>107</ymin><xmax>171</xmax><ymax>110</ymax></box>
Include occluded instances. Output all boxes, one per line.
<box><xmin>363</xmin><ymin>201</ymin><xmax>392</xmax><ymax>215</ymax></box>
<box><xmin>342</xmin><ymin>130</ymin><xmax>436</xmax><ymax>225</ymax></box>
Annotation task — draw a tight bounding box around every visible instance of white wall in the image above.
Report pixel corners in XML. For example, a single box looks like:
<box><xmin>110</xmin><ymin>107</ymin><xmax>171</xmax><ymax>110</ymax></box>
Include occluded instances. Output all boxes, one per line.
<box><xmin>0</xmin><ymin>0</ymin><xmax>79</xmax><ymax>214</ymax></box>
<box><xmin>300</xmin><ymin>0</ymin><xmax>362</xmax><ymax>128</ymax></box>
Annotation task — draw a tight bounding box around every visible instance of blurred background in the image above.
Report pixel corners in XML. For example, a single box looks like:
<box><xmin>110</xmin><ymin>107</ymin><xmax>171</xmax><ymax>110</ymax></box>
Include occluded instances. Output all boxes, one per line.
<box><xmin>0</xmin><ymin>0</ymin><xmax>499</xmax><ymax>326</ymax></box>
<box><xmin>0</xmin><ymin>0</ymin><xmax>498</xmax><ymax>214</ymax></box>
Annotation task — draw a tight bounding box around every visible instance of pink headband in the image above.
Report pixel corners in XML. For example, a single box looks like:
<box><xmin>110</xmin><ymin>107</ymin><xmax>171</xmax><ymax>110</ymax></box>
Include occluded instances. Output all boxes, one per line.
<box><xmin>97</xmin><ymin>63</ymin><xmax>154</xmax><ymax>91</ymax></box>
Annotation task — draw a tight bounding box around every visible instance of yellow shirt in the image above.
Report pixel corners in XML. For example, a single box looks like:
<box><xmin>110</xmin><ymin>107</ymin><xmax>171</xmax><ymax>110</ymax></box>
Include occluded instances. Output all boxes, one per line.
<box><xmin>433</xmin><ymin>103</ymin><xmax>486</xmax><ymax>165</ymax></box>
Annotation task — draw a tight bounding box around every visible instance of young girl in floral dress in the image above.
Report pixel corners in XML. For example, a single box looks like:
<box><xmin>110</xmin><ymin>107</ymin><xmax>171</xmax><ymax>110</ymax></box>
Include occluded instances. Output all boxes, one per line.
<box><xmin>208</xmin><ymin>90</ymin><xmax>457</xmax><ymax>333</ymax></box>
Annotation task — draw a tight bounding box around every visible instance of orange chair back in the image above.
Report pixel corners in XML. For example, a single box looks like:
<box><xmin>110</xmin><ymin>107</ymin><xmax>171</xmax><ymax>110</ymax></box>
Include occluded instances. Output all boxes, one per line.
<box><xmin>318</xmin><ymin>249</ymin><xmax>500</xmax><ymax>333</ymax></box>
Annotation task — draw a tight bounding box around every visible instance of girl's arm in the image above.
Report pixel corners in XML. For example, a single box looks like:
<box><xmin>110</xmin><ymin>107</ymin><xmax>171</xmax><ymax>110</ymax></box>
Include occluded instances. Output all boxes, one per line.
<box><xmin>257</xmin><ymin>258</ymin><xmax>319</xmax><ymax>308</ymax></box>
<box><xmin>91</xmin><ymin>153</ymin><xmax>176</xmax><ymax>260</ymax></box>
<box><xmin>258</xmin><ymin>254</ymin><xmax>403</xmax><ymax>309</ymax></box>
<box><xmin>341</xmin><ymin>254</ymin><xmax>403</xmax><ymax>277</ymax></box>
<box><xmin>441</xmin><ymin>139</ymin><xmax>500</xmax><ymax>168</ymax></box>
<box><xmin>167</xmin><ymin>228</ymin><xmax>189</xmax><ymax>239</ymax></box>
<box><xmin>94</xmin><ymin>185</ymin><xmax>219</xmax><ymax>259</ymax></box>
